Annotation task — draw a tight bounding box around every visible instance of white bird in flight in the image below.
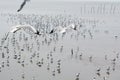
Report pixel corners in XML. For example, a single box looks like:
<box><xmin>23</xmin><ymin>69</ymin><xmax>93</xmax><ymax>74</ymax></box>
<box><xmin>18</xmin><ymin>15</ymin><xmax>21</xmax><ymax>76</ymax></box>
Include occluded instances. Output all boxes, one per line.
<box><xmin>50</xmin><ymin>23</ymin><xmax>77</xmax><ymax>34</ymax></box>
<box><xmin>1</xmin><ymin>24</ymin><xmax>39</xmax><ymax>46</ymax></box>
<box><xmin>10</xmin><ymin>24</ymin><xmax>41</xmax><ymax>35</ymax></box>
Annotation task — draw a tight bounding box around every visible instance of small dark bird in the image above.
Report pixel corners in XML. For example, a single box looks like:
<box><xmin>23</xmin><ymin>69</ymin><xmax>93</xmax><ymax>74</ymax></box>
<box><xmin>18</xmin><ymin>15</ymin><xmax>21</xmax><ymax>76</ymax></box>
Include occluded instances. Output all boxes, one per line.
<box><xmin>107</xmin><ymin>67</ymin><xmax>110</xmax><ymax>71</ymax></box>
<box><xmin>49</xmin><ymin>29</ymin><xmax>55</xmax><ymax>34</ymax></box>
<box><xmin>97</xmin><ymin>68</ymin><xmax>101</xmax><ymax>72</ymax></box>
<box><xmin>106</xmin><ymin>71</ymin><xmax>110</xmax><ymax>75</ymax></box>
<box><xmin>17</xmin><ymin>0</ymin><xmax>30</xmax><ymax>12</ymax></box>
<box><xmin>35</xmin><ymin>30</ymin><xmax>42</xmax><ymax>36</ymax></box>
<box><xmin>96</xmin><ymin>72</ymin><xmax>100</xmax><ymax>76</ymax></box>
<box><xmin>73</xmin><ymin>25</ymin><xmax>77</xmax><ymax>30</ymax></box>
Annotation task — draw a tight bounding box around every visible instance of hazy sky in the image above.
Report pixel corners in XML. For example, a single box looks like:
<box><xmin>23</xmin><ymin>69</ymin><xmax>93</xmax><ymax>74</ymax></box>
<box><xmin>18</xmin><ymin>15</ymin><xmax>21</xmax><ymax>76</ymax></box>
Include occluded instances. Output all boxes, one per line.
<box><xmin>0</xmin><ymin>0</ymin><xmax>120</xmax><ymax>2</ymax></box>
<box><xmin>0</xmin><ymin>0</ymin><xmax>120</xmax><ymax>6</ymax></box>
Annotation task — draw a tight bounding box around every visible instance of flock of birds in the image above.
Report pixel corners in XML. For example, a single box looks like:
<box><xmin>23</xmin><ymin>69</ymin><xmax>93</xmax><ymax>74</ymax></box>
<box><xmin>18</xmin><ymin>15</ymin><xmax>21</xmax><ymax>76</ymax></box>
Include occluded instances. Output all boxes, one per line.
<box><xmin>3</xmin><ymin>22</ymin><xmax>76</xmax><ymax>44</ymax></box>
<box><xmin>0</xmin><ymin>1</ymin><xmax>120</xmax><ymax>80</ymax></box>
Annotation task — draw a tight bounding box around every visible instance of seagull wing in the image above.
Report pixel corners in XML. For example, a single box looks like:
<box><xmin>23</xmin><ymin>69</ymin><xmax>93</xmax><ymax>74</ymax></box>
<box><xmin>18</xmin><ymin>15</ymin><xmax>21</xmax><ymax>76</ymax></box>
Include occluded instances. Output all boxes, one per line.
<box><xmin>10</xmin><ymin>25</ymin><xmax>37</xmax><ymax>35</ymax></box>
<box><xmin>23</xmin><ymin>25</ymin><xmax>37</xmax><ymax>33</ymax></box>
<box><xmin>17</xmin><ymin>0</ymin><xmax>30</xmax><ymax>12</ymax></box>
<box><xmin>67</xmin><ymin>24</ymin><xmax>75</xmax><ymax>29</ymax></box>
<box><xmin>17</xmin><ymin>0</ymin><xmax>26</xmax><ymax>12</ymax></box>
<box><xmin>55</xmin><ymin>26</ymin><xmax>66</xmax><ymax>34</ymax></box>
<box><xmin>19</xmin><ymin>25</ymin><xmax>37</xmax><ymax>34</ymax></box>
<box><xmin>29</xmin><ymin>25</ymin><xmax>37</xmax><ymax>33</ymax></box>
<box><xmin>58</xmin><ymin>26</ymin><xmax>63</xmax><ymax>30</ymax></box>
<box><xmin>10</xmin><ymin>27</ymin><xmax>21</xmax><ymax>33</ymax></box>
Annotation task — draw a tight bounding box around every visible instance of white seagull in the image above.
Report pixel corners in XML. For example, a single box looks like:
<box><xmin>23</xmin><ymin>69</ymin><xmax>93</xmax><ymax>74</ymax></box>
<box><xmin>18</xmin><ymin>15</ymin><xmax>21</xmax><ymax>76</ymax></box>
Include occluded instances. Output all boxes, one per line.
<box><xmin>10</xmin><ymin>24</ymin><xmax>41</xmax><ymax>35</ymax></box>
<box><xmin>17</xmin><ymin>0</ymin><xmax>30</xmax><ymax>12</ymax></box>
<box><xmin>50</xmin><ymin>23</ymin><xmax>77</xmax><ymax>34</ymax></box>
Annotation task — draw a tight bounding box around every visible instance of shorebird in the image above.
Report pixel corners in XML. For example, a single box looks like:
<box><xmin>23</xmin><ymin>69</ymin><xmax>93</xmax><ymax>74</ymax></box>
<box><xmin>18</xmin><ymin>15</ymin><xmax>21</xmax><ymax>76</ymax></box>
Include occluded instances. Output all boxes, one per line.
<box><xmin>10</xmin><ymin>24</ymin><xmax>41</xmax><ymax>35</ymax></box>
<box><xmin>0</xmin><ymin>32</ymin><xmax>10</xmax><ymax>46</ymax></box>
<box><xmin>96</xmin><ymin>68</ymin><xmax>101</xmax><ymax>76</ymax></box>
<box><xmin>17</xmin><ymin>0</ymin><xmax>30</xmax><ymax>12</ymax></box>
<box><xmin>75</xmin><ymin>73</ymin><xmax>80</xmax><ymax>80</ymax></box>
<box><xmin>103</xmin><ymin>76</ymin><xmax>107</xmax><ymax>80</ymax></box>
<box><xmin>107</xmin><ymin>67</ymin><xmax>110</xmax><ymax>71</ymax></box>
<box><xmin>76</xmin><ymin>73</ymin><xmax>80</xmax><ymax>77</ymax></box>
<box><xmin>93</xmin><ymin>77</ymin><xmax>96</xmax><ymax>80</ymax></box>
<box><xmin>97</xmin><ymin>68</ymin><xmax>101</xmax><ymax>72</ymax></box>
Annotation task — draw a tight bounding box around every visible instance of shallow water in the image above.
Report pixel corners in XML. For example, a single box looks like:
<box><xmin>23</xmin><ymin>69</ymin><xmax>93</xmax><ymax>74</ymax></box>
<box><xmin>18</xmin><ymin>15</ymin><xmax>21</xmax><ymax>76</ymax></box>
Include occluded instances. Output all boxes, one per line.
<box><xmin>0</xmin><ymin>1</ymin><xmax>120</xmax><ymax>80</ymax></box>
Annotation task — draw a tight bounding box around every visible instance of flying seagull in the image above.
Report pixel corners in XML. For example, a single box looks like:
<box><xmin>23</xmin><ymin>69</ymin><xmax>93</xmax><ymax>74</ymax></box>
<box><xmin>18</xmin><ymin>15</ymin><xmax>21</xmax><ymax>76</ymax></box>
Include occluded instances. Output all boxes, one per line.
<box><xmin>10</xmin><ymin>24</ymin><xmax>41</xmax><ymax>35</ymax></box>
<box><xmin>17</xmin><ymin>0</ymin><xmax>30</xmax><ymax>12</ymax></box>
<box><xmin>50</xmin><ymin>23</ymin><xmax>77</xmax><ymax>34</ymax></box>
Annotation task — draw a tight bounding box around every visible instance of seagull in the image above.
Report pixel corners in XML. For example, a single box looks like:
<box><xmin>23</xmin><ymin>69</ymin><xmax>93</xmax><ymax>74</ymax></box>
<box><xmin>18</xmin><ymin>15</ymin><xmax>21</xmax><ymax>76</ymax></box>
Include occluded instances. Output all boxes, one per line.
<box><xmin>75</xmin><ymin>73</ymin><xmax>80</xmax><ymax>80</ymax></box>
<box><xmin>17</xmin><ymin>0</ymin><xmax>30</xmax><ymax>12</ymax></box>
<box><xmin>93</xmin><ymin>77</ymin><xmax>96</xmax><ymax>80</ymax></box>
<box><xmin>50</xmin><ymin>23</ymin><xmax>77</xmax><ymax>34</ymax></box>
<box><xmin>68</xmin><ymin>23</ymin><xmax>77</xmax><ymax>30</ymax></box>
<box><xmin>76</xmin><ymin>73</ymin><xmax>80</xmax><ymax>77</ymax></box>
<box><xmin>97</xmin><ymin>68</ymin><xmax>101</xmax><ymax>72</ymax></box>
<box><xmin>107</xmin><ymin>66</ymin><xmax>110</xmax><ymax>71</ymax></box>
<box><xmin>10</xmin><ymin>24</ymin><xmax>41</xmax><ymax>35</ymax></box>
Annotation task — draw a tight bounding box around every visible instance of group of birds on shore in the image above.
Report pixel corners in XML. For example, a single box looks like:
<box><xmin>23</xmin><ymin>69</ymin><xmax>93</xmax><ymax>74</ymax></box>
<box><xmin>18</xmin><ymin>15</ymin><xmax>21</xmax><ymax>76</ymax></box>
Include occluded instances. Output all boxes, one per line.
<box><xmin>0</xmin><ymin>6</ymin><xmax>120</xmax><ymax>80</ymax></box>
<box><xmin>0</xmin><ymin>28</ymin><xmax>120</xmax><ymax>80</ymax></box>
<box><xmin>3</xmin><ymin>22</ymin><xmax>77</xmax><ymax>45</ymax></box>
<box><xmin>0</xmin><ymin>12</ymin><xmax>100</xmax><ymax>46</ymax></box>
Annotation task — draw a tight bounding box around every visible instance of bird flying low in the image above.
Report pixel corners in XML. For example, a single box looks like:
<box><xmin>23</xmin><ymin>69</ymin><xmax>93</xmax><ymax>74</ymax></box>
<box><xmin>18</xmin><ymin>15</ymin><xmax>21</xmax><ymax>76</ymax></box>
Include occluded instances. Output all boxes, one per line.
<box><xmin>10</xmin><ymin>24</ymin><xmax>41</xmax><ymax>35</ymax></box>
<box><xmin>50</xmin><ymin>23</ymin><xmax>77</xmax><ymax>34</ymax></box>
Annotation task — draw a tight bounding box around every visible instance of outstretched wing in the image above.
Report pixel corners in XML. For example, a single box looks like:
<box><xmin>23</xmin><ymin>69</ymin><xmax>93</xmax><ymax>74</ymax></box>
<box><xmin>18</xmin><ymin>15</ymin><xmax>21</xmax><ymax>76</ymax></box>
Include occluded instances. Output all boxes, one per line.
<box><xmin>10</xmin><ymin>27</ymin><xmax>21</xmax><ymax>33</ymax></box>
<box><xmin>53</xmin><ymin>26</ymin><xmax>66</xmax><ymax>34</ymax></box>
<box><xmin>10</xmin><ymin>25</ymin><xmax>37</xmax><ymax>35</ymax></box>
<box><xmin>17</xmin><ymin>0</ymin><xmax>30</xmax><ymax>12</ymax></box>
<box><xmin>23</xmin><ymin>25</ymin><xmax>37</xmax><ymax>33</ymax></box>
<box><xmin>67</xmin><ymin>23</ymin><xmax>75</xmax><ymax>29</ymax></box>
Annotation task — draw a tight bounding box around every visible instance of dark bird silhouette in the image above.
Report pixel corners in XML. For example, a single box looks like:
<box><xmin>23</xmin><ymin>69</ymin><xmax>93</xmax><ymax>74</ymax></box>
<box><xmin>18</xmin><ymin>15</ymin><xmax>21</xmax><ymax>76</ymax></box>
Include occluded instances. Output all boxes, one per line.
<box><xmin>17</xmin><ymin>0</ymin><xmax>30</xmax><ymax>12</ymax></box>
<box><xmin>107</xmin><ymin>67</ymin><xmax>110</xmax><ymax>71</ymax></box>
<box><xmin>106</xmin><ymin>71</ymin><xmax>110</xmax><ymax>75</ymax></box>
<box><xmin>97</xmin><ymin>68</ymin><xmax>101</xmax><ymax>72</ymax></box>
<box><xmin>96</xmin><ymin>72</ymin><xmax>100</xmax><ymax>76</ymax></box>
<box><xmin>73</xmin><ymin>25</ymin><xmax>77</xmax><ymax>30</ymax></box>
<box><xmin>35</xmin><ymin>30</ymin><xmax>42</xmax><ymax>36</ymax></box>
<box><xmin>49</xmin><ymin>29</ymin><xmax>55</xmax><ymax>34</ymax></box>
